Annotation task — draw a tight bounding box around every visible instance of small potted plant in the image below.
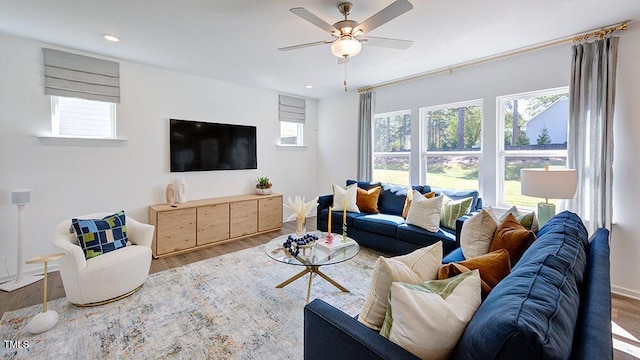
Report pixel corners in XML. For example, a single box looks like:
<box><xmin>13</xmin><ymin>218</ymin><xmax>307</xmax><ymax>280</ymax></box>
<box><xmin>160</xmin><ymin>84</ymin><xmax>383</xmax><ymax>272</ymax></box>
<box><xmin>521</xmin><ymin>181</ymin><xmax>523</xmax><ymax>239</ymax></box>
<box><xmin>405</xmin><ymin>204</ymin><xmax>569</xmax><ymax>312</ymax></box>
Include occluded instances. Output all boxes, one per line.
<box><xmin>255</xmin><ymin>176</ymin><xmax>273</xmax><ymax>195</ymax></box>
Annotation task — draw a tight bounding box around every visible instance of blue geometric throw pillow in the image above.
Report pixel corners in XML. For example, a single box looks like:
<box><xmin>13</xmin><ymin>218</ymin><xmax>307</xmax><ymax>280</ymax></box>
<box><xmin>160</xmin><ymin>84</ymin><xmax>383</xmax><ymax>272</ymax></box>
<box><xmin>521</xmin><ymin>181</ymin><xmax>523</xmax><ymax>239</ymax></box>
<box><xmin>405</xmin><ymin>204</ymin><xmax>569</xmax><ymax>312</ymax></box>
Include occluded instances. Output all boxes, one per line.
<box><xmin>71</xmin><ymin>210</ymin><xmax>130</xmax><ymax>259</ymax></box>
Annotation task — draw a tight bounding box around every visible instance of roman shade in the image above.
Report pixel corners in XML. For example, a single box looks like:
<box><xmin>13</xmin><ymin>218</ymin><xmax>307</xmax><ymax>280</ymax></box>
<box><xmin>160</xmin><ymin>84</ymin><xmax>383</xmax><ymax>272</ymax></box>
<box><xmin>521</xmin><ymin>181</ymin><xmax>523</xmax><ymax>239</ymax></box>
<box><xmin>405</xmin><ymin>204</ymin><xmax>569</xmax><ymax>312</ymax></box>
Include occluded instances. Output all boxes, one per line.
<box><xmin>279</xmin><ymin>95</ymin><xmax>305</xmax><ymax>123</ymax></box>
<box><xmin>43</xmin><ymin>48</ymin><xmax>120</xmax><ymax>103</ymax></box>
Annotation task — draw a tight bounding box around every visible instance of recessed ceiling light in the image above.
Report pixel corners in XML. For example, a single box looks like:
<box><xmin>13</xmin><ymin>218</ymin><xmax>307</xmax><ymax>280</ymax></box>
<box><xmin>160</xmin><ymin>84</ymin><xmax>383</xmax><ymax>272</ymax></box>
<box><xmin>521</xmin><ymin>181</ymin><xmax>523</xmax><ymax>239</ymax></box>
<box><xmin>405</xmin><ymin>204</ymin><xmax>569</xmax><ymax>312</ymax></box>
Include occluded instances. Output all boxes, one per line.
<box><xmin>103</xmin><ymin>34</ymin><xmax>120</xmax><ymax>42</ymax></box>
<box><xmin>305</xmin><ymin>85</ymin><xmax>313</xmax><ymax>89</ymax></box>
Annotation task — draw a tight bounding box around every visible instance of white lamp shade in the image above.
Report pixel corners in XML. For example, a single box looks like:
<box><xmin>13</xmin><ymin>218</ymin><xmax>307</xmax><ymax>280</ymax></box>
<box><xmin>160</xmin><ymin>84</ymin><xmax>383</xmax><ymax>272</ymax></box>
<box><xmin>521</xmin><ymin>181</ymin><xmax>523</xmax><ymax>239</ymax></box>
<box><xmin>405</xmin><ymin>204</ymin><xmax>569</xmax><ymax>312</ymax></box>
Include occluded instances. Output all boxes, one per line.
<box><xmin>521</xmin><ymin>168</ymin><xmax>578</xmax><ymax>199</ymax></box>
<box><xmin>331</xmin><ymin>37</ymin><xmax>361</xmax><ymax>58</ymax></box>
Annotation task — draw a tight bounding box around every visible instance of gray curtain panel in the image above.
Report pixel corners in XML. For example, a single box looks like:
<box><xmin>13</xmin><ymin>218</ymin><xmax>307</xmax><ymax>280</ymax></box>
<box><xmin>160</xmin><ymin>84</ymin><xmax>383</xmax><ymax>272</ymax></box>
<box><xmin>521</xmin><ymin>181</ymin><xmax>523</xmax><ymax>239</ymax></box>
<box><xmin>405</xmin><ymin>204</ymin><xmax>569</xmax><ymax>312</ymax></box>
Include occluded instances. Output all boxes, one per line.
<box><xmin>567</xmin><ymin>37</ymin><xmax>618</xmax><ymax>234</ymax></box>
<box><xmin>357</xmin><ymin>91</ymin><xmax>374</xmax><ymax>181</ymax></box>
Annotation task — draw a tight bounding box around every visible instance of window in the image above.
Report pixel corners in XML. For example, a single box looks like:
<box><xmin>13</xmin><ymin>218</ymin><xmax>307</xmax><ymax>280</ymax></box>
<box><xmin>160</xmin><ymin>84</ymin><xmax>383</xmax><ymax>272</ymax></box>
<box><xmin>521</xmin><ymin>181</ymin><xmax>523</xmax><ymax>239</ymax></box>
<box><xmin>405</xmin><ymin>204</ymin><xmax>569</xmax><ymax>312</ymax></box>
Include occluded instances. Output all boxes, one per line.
<box><xmin>498</xmin><ymin>87</ymin><xmax>569</xmax><ymax>209</ymax></box>
<box><xmin>278</xmin><ymin>95</ymin><xmax>305</xmax><ymax>147</ymax></box>
<box><xmin>420</xmin><ymin>100</ymin><xmax>482</xmax><ymax>189</ymax></box>
<box><xmin>51</xmin><ymin>96</ymin><xmax>116</xmax><ymax>138</ymax></box>
<box><xmin>279</xmin><ymin>121</ymin><xmax>303</xmax><ymax>145</ymax></box>
<box><xmin>373</xmin><ymin>110</ymin><xmax>411</xmax><ymax>185</ymax></box>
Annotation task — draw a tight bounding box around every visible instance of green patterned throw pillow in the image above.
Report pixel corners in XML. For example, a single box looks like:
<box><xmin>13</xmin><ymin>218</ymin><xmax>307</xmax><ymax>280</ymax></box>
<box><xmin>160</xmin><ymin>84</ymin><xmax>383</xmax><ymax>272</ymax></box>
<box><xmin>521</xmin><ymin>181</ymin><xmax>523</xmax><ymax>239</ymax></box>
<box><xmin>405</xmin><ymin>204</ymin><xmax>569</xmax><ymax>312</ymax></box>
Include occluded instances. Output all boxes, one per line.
<box><xmin>499</xmin><ymin>206</ymin><xmax>539</xmax><ymax>232</ymax></box>
<box><xmin>440</xmin><ymin>195</ymin><xmax>473</xmax><ymax>230</ymax></box>
<box><xmin>71</xmin><ymin>210</ymin><xmax>130</xmax><ymax>259</ymax></box>
<box><xmin>380</xmin><ymin>270</ymin><xmax>481</xmax><ymax>360</ymax></box>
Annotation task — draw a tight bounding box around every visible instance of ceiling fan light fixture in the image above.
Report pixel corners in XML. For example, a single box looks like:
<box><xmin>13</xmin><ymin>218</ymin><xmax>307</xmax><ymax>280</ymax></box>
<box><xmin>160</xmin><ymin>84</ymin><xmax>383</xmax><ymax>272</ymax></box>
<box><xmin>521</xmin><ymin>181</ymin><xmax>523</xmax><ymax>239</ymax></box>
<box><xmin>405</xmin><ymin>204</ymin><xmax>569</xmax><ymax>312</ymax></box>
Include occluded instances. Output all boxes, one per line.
<box><xmin>331</xmin><ymin>36</ymin><xmax>361</xmax><ymax>58</ymax></box>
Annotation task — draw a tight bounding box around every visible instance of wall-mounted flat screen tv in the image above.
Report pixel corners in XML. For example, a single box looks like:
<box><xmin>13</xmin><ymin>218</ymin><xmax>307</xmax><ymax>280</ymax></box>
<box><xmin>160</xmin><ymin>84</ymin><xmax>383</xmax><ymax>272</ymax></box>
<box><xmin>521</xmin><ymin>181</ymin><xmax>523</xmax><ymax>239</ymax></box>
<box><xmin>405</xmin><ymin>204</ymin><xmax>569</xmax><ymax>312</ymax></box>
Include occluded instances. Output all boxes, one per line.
<box><xmin>170</xmin><ymin>119</ymin><xmax>257</xmax><ymax>172</ymax></box>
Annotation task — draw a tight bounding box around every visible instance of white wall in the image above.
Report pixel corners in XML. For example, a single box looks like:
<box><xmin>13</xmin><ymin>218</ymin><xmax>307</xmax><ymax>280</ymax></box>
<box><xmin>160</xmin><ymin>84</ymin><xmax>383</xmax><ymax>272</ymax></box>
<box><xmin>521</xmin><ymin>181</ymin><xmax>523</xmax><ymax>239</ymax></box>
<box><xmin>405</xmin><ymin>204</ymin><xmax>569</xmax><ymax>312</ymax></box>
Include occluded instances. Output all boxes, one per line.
<box><xmin>0</xmin><ymin>34</ymin><xmax>318</xmax><ymax>280</ymax></box>
<box><xmin>317</xmin><ymin>24</ymin><xmax>640</xmax><ymax>298</ymax></box>
<box><xmin>610</xmin><ymin>23</ymin><xmax>640</xmax><ymax>299</ymax></box>
<box><xmin>316</xmin><ymin>92</ymin><xmax>359</xmax><ymax>195</ymax></box>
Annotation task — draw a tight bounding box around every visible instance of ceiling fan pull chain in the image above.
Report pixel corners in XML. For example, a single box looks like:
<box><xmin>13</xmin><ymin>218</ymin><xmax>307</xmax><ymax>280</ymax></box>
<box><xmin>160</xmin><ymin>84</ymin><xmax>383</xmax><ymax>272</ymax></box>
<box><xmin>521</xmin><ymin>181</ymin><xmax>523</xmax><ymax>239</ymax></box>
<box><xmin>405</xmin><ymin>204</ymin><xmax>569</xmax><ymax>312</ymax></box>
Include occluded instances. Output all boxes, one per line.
<box><xmin>344</xmin><ymin>60</ymin><xmax>348</xmax><ymax>92</ymax></box>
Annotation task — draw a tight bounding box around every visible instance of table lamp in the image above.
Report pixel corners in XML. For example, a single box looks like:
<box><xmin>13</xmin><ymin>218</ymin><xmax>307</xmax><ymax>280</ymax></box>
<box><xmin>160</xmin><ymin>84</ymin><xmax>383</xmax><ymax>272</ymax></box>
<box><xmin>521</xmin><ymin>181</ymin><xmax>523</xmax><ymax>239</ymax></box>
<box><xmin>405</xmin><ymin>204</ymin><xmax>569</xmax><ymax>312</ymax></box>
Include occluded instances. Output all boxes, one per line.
<box><xmin>520</xmin><ymin>166</ymin><xmax>577</xmax><ymax>227</ymax></box>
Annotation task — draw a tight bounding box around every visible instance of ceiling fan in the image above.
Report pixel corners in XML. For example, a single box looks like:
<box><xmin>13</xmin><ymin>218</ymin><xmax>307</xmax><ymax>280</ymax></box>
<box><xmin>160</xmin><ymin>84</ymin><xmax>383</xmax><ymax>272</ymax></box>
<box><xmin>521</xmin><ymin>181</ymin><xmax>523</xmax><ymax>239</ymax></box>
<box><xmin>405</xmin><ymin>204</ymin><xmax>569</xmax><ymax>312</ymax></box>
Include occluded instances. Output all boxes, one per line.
<box><xmin>279</xmin><ymin>0</ymin><xmax>414</xmax><ymax>61</ymax></box>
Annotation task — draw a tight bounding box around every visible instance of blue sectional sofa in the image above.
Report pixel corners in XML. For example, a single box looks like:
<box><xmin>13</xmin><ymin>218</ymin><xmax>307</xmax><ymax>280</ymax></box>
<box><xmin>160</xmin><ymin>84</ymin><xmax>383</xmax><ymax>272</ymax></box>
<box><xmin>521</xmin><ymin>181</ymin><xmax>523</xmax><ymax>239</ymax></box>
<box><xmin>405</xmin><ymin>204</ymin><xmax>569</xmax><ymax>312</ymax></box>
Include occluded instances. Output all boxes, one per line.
<box><xmin>316</xmin><ymin>180</ymin><xmax>482</xmax><ymax>256</ymax></box>
<box><xmin>304</xmin><ymin>211</ymin><xmax>612</xmax><ymax>359</ymax></box>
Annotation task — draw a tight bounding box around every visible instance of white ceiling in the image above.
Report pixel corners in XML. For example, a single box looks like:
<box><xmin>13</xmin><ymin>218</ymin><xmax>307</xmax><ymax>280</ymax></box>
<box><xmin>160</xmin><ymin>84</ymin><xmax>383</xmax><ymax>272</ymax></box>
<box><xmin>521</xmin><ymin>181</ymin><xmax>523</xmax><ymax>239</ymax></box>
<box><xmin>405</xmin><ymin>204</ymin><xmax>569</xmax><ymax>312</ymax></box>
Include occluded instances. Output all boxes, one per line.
<box><xmin>1</xmin><ymin>0</ymin><xmax>639</xmax><ymax>99</ymax></box>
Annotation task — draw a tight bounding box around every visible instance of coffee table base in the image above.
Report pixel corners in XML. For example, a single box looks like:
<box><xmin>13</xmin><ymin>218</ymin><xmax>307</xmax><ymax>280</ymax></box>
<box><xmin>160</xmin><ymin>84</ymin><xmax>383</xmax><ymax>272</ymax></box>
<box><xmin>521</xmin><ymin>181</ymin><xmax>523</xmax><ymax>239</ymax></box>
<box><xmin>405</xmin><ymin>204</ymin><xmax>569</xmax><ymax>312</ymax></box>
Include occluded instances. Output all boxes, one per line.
<box><xmin>276</xmin><ymin>265</ymin><xmax>349</xmax><ymax>303</ymax></box>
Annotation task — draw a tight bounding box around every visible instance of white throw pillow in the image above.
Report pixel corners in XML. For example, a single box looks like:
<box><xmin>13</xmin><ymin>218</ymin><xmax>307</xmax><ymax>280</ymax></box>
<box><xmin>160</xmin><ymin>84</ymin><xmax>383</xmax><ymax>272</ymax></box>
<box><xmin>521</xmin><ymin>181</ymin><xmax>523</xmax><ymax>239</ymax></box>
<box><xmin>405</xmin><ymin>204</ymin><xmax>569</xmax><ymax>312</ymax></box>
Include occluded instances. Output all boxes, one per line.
<box><xmin>405</xmin><ymin>190</ymin><xmax>443</xmax><ymax>232</ymax></box>
<box><xmin>358</xmin><ymin>242</ymin><xmax>443</xmax><ymax>330</ymax></box>
<box><xmin>380</xmin><ymin>270</ymin><xmax>482</xmax><ymax>360</ymax></box>
<box><xmin>331</xmin><ymin>184</ymin><xmax>360</xmax><ymax>213</ymax></box>
<box><xmin>460</xmin><ymin>209</ymin><xmax>498</xmax><ymax>259</ymax></box>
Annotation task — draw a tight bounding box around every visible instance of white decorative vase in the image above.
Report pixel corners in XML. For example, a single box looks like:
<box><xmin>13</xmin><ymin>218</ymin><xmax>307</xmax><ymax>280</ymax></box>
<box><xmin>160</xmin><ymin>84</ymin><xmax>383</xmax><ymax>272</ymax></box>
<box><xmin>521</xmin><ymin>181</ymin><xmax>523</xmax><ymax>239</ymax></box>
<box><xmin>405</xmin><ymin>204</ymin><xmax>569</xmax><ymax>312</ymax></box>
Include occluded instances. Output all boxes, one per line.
<box><xmin>176</xmin><ymin>178</ymin><xmax>187</xmax><ymax>203</ymax></box>
<box><xmin>256</xmin><ymin>187</ymin><xmax>272</xmax><ymax>195</ymax></box>
<box><xmin>166</xmin><ymin>184</ymin><xmax>175</xmax><ymax>205</ymax></box>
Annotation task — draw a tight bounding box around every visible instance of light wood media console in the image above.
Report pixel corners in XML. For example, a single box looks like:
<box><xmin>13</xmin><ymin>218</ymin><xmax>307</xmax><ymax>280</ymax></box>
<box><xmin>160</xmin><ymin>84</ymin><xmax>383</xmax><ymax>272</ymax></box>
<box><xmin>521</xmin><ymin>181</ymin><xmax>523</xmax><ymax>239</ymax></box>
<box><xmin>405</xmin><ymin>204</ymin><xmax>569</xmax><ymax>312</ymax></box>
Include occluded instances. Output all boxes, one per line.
<box><xmin>149</xmin><ymin>193</ymin><xmax>283</xmax><ymax>258</ymax></box>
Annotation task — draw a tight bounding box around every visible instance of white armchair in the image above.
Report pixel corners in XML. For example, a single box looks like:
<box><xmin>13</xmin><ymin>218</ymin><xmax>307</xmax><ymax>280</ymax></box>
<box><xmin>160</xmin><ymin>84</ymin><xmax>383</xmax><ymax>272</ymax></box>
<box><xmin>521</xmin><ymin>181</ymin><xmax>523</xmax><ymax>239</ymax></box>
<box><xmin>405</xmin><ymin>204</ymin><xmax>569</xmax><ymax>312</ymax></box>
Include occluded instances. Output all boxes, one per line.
<box><xmin>52</xmin><ymin>212</ymin><xmax>154</xmax><ymax>306</ymax></box>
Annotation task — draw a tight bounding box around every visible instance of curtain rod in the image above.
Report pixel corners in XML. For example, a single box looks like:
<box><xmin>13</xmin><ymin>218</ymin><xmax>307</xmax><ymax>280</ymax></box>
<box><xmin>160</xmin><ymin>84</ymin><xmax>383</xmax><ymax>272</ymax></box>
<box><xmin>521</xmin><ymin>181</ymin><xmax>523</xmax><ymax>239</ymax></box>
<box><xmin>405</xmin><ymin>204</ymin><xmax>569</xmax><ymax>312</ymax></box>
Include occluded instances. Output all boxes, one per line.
<box><xmin>357</xmin><ymin>20</ymin><xmax>629</xmax><ymax>94</ymax></box>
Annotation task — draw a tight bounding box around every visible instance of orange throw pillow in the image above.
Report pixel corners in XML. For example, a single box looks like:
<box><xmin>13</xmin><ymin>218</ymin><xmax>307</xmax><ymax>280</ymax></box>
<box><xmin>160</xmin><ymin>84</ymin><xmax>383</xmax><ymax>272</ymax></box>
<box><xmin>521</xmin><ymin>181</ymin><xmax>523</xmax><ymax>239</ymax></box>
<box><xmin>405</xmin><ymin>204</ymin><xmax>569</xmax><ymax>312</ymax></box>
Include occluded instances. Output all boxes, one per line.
<box><xmin>438</xmin><ymin>249</ymin><xmax>511</xmax><ymax>299</ymax></box>
<box><xmin>489</xmin><ymin>213</ymin><xmax>536</xmax><ymax>267</ymax></box>
<box><xmin>402</xmin><ymin>191</ymin><xmax>435</xmax><ymax>218</ymax></box>
<box><xmin>356</xmin><ymin>186</ymin><xmax>381</xmax><ymax>213</ymax></box>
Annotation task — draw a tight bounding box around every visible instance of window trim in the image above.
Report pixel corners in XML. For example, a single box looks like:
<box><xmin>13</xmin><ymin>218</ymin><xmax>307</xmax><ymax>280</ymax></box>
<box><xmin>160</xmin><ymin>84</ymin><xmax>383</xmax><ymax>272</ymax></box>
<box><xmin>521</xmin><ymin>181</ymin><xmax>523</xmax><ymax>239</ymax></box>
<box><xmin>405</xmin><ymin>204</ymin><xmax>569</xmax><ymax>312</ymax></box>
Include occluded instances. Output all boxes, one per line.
<box><xmin>38</xmin><ymin>136</ymin><xmax>127</xmax><ymax>147</ymax></box>
<box><xmin>419</xmin><ymin>99</ymin><xmax>483</xmax><ymax>187</ymax></box>
<box><xmin>496</xmin><ymin>86</ymin><xmax>569</xmax><ymax>209</ymax></box>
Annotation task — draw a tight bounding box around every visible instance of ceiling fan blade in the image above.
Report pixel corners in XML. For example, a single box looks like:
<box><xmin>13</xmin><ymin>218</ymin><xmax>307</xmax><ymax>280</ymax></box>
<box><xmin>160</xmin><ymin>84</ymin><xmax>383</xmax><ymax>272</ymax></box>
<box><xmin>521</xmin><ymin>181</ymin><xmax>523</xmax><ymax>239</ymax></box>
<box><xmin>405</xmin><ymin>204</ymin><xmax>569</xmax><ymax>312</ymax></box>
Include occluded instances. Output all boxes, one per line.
<box><xmin>290</xmin><ymin>7</ymin><xmax>337</xmax><ymax>34</ymax></box>
<box><xmin>353</xmin><ymin>0</ymin><xmax>413</xmax><ymax>35</ymax></box>
<box><xmin>360</xmin><ymin>36</ymin><xmax>413</xmax><ymax>50</ymax></box>
<box><xmin>278</xmin><ymin>40</ymin><xmax>333</xmax><ymax>51</ymax></box>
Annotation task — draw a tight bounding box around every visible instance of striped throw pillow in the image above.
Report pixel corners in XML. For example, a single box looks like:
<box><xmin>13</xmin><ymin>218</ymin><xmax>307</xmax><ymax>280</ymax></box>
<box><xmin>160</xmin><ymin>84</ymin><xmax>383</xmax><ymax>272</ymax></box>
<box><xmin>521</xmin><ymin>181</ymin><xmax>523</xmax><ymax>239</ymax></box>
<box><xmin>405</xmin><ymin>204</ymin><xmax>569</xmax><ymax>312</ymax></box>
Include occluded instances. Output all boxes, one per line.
<box><xmin>440</xmin><ymin>195</ymin><xmax>473</xmax><ymax>230</ymax></box>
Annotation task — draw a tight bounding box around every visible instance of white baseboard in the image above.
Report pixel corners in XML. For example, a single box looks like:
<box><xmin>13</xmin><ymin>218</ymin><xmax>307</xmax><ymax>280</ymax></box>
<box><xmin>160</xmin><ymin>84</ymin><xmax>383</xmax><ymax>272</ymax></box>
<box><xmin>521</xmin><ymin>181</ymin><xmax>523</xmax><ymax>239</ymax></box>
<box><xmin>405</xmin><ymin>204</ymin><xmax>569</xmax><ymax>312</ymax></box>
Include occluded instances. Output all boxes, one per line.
<box><xmin>612</xmin><ymin>285</ymin><xmax>640</xmax><ymax>301</ymax></box>
<box><xmin>0</xmin><ymin>264</ymin><xmax>59</xmax><ymax>285</ymax></box>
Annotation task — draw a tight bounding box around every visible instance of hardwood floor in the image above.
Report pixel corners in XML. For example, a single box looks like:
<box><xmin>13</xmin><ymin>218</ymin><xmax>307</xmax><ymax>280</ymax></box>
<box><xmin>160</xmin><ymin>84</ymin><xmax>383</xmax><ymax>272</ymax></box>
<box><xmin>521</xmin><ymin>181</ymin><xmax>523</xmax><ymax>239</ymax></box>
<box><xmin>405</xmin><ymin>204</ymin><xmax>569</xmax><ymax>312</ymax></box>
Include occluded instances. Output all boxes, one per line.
<box><xmin>1</xmin><ymin>217</ymin><xmax>639</xmax><ymax>359</ymax></box>
<box><xmin>612</xmin><ymin>294</ymin><xmax>640</xmax><ymax>359</ymax></box>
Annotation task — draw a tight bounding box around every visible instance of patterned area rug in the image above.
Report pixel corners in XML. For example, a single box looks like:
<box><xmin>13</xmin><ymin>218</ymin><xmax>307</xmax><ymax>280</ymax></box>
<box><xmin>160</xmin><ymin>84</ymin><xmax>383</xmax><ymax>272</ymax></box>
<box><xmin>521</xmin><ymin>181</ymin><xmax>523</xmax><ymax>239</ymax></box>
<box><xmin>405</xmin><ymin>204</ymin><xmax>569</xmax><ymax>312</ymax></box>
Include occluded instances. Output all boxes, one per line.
<box><xmin>1</xmin><ymin>244</ymin><xmax>382</xmax><ymax>359</ymax></box>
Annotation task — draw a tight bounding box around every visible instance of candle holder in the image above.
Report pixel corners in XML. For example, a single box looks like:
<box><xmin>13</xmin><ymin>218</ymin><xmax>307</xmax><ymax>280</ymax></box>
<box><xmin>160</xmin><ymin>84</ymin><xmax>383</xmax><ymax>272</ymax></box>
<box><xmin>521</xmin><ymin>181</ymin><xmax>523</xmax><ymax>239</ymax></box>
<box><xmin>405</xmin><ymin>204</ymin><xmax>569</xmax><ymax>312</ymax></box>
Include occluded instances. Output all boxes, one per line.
<box><xmin>342</xmin><ymin>223</ymin><xmax>347</xmax><ymax>242</ymax></box>
<box><xmin>324</xmin><ymin>232</ymin><xmax>334</xmax><ymax>244</ymax></box>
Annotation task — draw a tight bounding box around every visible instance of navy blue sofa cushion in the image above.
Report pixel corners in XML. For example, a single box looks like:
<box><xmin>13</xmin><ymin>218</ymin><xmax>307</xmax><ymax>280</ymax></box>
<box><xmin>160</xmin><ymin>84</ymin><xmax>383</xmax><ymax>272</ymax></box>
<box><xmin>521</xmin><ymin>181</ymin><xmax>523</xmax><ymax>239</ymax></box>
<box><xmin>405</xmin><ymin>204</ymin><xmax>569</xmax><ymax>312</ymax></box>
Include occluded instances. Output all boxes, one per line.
<box><xmin>377</xmin><ymin>183</ymin><xmax>411</xmax><ymax>216</ymax></box>
<box><xmin>573</xmin><ymin>228</ymin><xmax>612</xmax><ymax>359</ymax></box>
<box><xmin>346</xmin><ymin>179</ymin><xmax>382</xmax><ymax>190</ymax></box>
<box><xmin>442</xmin><ymin>247</ymin><xmax>465</xmax><ymax>263</ymax></box>
<box><xmin>396</xmin><ymin>224</ymin><xmax>458</xmax><ymax>254</ymax></box>
<box><xmin>451</xmin><ymin>211</ymin><xmax>589</xmax><ymax>360</ymax></box>
<box><xmin>352</xmin><ymin>214</ymin><xmax>405</xmax><ymax>237</ymax></box>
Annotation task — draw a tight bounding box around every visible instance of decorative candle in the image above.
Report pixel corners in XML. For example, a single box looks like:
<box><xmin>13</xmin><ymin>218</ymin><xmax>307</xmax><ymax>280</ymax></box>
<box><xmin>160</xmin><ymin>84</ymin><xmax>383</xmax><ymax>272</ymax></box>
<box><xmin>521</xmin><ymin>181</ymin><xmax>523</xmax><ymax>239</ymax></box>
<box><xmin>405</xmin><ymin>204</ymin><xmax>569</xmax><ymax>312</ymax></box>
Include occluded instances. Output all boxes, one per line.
<box><xmin>343</xmin><ymin>199</ymin><xmax>347</xmax><ymax>224</ymax></box>
<box><xmin>328</xmin><ymin>206</ymin><xmax>332</xmax><ymax>233</ymax></box>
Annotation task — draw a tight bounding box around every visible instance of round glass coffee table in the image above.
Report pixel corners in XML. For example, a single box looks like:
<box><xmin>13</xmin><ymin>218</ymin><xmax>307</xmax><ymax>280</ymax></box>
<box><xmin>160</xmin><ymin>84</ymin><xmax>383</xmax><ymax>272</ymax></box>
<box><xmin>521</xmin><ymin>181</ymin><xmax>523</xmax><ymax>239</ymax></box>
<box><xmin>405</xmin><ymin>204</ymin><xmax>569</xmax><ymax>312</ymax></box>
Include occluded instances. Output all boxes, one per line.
<box><xmin>265</xmin><ymin>231</ymin><xmax>360</xmax><ymax>303</ymax></box>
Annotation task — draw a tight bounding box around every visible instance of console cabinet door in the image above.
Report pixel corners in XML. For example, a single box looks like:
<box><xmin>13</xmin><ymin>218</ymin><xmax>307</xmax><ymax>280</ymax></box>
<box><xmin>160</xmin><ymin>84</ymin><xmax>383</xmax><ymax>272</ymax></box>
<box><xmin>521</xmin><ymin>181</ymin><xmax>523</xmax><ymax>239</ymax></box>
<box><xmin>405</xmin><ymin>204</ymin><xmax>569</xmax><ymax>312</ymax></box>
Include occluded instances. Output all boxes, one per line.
<box><xmin>197</xmin><ymin>203</ymin><xmax>230</xmax><ymax>245</ymax></box>
<box><xmin>230</xmin><ymin>200</ymin><xmax>258</xmax><ymax>238</ymax></box>
<box><xmin>259</xmin><ymin>196</ymin><xmax>283</xmax><ymax>232</ymax></box>
<box><xmin>156</xmin><ymin>208</ymin><xmax>196</xmax><ymax>255</ymax></box>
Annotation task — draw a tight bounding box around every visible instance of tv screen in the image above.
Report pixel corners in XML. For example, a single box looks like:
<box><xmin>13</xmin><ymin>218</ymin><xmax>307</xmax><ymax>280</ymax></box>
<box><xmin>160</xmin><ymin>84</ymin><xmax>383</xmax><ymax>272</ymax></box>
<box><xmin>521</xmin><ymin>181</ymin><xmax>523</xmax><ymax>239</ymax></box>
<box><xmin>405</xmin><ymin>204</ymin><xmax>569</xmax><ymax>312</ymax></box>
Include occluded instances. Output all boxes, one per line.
<box><xmin>170</xmin><ymin>119</ymin><xmax>257</xmax><ymax>172</ymax></box>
